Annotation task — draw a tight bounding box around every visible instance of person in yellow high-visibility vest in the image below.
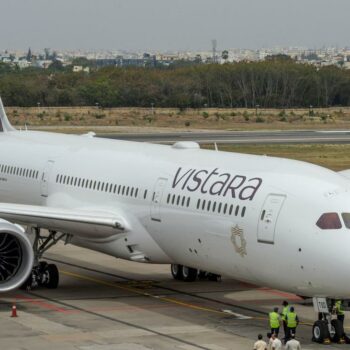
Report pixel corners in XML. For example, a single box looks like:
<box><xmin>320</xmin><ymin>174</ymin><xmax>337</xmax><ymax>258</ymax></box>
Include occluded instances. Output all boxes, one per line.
<box><xmin>269</xmin><ymin>307</ymin><xmax>281</xmax><ymax>336</ymax></box>
<box><xmin>286</xmin><ymin>306</ymin><xmax>299</xmax><ymax>341</ymax></box>
<box><xmin>335</xmin><ymin>300</ymin><xmax>345</xmax><ymax>326</ymax></box>
<box><xmin>280</xmin><ymin>301</ymin><xmax>289</xmax><ymax>341</ymax></box>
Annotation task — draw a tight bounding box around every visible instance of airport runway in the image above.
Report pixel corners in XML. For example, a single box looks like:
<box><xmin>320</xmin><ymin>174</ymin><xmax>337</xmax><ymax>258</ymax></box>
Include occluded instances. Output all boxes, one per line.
<box><xmin>99</xmin><ymin>130</ymin><xmax>350</xmax><ymax>144</ymax></box>
<box><xmin>1</xmin><ymin>243</ymin><xmax>348</xmax><ymax>350</ymax></box>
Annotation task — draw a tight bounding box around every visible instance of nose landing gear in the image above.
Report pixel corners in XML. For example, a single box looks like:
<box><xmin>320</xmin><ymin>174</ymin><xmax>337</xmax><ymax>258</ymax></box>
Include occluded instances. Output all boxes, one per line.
<box><xmin>312</xmin><ymin>297</ymin><xmax>347</xmax><ymax>344</ymax></box>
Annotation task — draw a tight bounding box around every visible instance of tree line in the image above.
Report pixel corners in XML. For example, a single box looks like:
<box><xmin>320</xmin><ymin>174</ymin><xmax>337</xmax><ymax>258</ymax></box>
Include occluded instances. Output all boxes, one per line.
<box><xmin>0</xmin><ymin>60</ymin><xmax>349</xmax><ymax>108</ymax></box>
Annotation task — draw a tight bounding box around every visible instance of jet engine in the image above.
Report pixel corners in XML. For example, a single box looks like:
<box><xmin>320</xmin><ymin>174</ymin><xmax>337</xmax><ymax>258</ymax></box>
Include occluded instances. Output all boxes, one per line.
<box><xmin>0</xmin><ymin>220</ymin><xmax>34</xmax><ymax>292</ymax></box>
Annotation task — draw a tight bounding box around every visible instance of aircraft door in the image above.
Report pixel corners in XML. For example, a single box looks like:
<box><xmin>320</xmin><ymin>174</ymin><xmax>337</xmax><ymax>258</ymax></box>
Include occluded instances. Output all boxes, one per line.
<box><xmin>257</xmin><ymin>194</ymin><xmax>286</xmax><ymax>244</ymax></box>
<box><xmin>41</xmin><ymin>160</ymin><xmax>55</xmax><ymax>197</ymax></box>
<box><xmin>151</xmin><ymin>177</ymin><xmax>167</xmax><ymax>222</ymax></box>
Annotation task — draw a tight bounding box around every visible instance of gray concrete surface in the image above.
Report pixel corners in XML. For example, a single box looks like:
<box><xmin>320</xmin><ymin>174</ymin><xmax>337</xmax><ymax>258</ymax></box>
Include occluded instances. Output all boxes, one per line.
<box><xmin>1</xmin><ymin>243</ymin><xmax>348</xmax><ymax>350</ymax></box>
<box><xmin>98</xmin><ymin>130</ymin><xmax>350</xmax><ymax>144</ymax></box>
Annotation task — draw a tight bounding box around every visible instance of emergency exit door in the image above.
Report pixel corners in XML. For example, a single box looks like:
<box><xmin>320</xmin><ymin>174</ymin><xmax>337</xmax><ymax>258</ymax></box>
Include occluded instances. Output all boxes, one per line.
<box><xmin>41</xmin><ymin>160</ymin><xmax>55</xmax><ymax>197</ymax></box>
<box><xmin>150</xmin><ymin>177</ymin><xmax>167</xmax><ymax>222</ymax></box>
<box><xmin>257</xmin><ymin>194</ymin><xmax>286</xmax><ymax>244</ymax></box>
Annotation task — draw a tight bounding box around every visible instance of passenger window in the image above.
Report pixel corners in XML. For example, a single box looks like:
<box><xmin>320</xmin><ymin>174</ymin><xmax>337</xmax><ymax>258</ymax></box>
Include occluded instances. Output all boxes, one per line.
<box><xmin>218</xmin><ymin>202</ymin><xmax>222</xmax><ymax>213</ymax></box>
<box><xmin>212</xmin><ymin>202</ymin><xmax>217</xmax><ymax>212</ymax></box>
<box><xmin>177</xmin><ymin>195</ymin><xmax>181</xmax><ymax>206</ymax></box>
<box><xmin>241</xmin><ymin>206</ymin><xmax>246</xmax><ymax>217</ymax></box>
<box><xmin>126</xmin><ymin>187</ymin><xmax>129</xmax><ymax>196</ymax></box>
<box><xmin>167</xmin><ymin>194</ymin><xmax>170</xmax><ymax>204</ymax></box>
<box><xmin>186</xmin><ymin>197</ymin><xmax>190</xmax><ymax>207</ymax></box>
<box><xmin>130</xmin><ymin>187</ymin><xmax>134</xmax><ymax>196</ymax></box>
<box><xmin>316</xmin><ymin>213</ymin><xmax>342</xmax><ymax>230</ymax></box>
<box><xmin>172</xmin><ymin>194</ymin><xmax>176</xmax><ymax>204</ymax></box>
<box><xmin>135</xmin><ymin>188</ymin><xmax>139</xmax><ymax>197</ymax></box>
<box><xmin>235</xmin><ymin>205</ymin><xmax>240</xmax><ymax>216</ymax></box>
<box><xmin>229</xmin><ymin>204</ymin><xmax>233</xmax><ymax>215</ymax></box>
<box><xmin>101</xmin><ymin>182</ymin><xmax>105</xmax><ymax>191</ymax></box>
<box><xmin>118</xmin><ymin>185</ymin><xmax>121</xmax><ymax>194</ymax></box>
<box><xmin>181</xmin><ymin>196</ymin><xmax>185</xmax><ymax>206</ymax></box>
<box><xmin>144</xmin><ymin>189</ymin><xmax>148</xmax><ymax>199</ymax></box>
<box><xmin>113</xmin><ymin>184</ymin><xmax>117</xmax><ymax>193</ymax></box>
<box><xmin>74</xmin><ymin>178</ymin><xmax>78</xmax><ymax>186</ymax></box>
<box><xmin>223</xmin><ymin>203</ymin><xmax>228</xmax><ymax>214</ymax></box>
<box><xmin>261</xmin><ymin>210</ymin><xmax>266</xmax><ymax>220</ymax></box>
<box><xmin>197</xmin><ymin>199</ymin><xmax>201</xmax><ymax>209</ymax></box>
<box><xmin>207</xmin><ymin>201</ymin><xmax>211</xmax><ymax>211</ymax></box>
<box><xmin>202</xmin><ymin>200</ymin><xmax>206</xmax><ymax>210</ymax></box>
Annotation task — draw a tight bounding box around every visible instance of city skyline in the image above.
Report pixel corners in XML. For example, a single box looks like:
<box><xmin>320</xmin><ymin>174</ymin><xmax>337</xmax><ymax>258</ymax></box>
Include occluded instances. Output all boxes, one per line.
<box><xmin>0</xmin><ymin>0</ymin><xmax>349</xmax><ymax>51</ymax></box>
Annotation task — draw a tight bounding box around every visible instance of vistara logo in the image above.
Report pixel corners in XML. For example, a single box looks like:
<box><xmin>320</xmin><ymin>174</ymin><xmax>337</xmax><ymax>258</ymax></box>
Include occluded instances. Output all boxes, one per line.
<box><xmin>172</xmin><ymin>167</ymin><xmax>262</xmax><ymax>201</ymax></box>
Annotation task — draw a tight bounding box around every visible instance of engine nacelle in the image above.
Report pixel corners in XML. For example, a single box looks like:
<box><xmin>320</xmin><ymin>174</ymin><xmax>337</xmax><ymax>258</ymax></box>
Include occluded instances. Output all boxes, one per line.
<box><xmin>0</xmin><ymin>220</ymin><xmax>34</xmax><ymax>292</ymax></box>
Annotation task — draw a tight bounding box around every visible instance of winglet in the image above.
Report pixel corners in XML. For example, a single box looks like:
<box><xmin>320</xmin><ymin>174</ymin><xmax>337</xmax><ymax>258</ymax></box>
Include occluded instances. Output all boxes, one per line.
<box><xmin>0</xmin><ymin>97</ymin><xmax>15</xmax><ymax>132</ymax></box>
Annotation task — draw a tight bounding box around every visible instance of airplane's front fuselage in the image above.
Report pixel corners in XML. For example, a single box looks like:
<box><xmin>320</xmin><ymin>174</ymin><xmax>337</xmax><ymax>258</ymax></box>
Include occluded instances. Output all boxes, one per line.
<box><xmin>2</xmin><ymin>130</ymin><xmax>350</xmax><ymax>298</ymax></box>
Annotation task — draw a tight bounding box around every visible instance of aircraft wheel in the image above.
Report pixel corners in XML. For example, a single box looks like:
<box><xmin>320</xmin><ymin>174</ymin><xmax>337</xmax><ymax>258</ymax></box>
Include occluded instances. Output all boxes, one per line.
<box><xmin>182</xmin><ymin>266</ymin><xmax>197</xmax><ymax>282</ymax></box>
<box><xmin>330</xmin><ymin>319</ymin><xmax>344</xmax><ymax>343</ymax></box>
<box><xmin>45</xmin><ymin>264</ymin><xmax>59</xmax><ymax>289</ymax></box>
<box><xmin>171</xmin><ymin>264</ymin><xmax>184</xmax><ymax>280</ymax></box>
<box><xmin>312</xmin><ymin>320</ymin><xmax>330</xmax><ymax>343</ymax></box>
<box><xmin>198</xmin><ymin>270</ymin><xmax>208</xmax><ymax>280</ymax></box>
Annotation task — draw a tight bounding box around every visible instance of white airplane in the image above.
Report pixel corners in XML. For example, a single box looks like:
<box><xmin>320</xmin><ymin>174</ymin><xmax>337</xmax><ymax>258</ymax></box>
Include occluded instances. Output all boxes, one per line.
<box><xmin>0</xmin><ymin>98</ymin><xmax>349</xmax><ymax>343</ymax></box>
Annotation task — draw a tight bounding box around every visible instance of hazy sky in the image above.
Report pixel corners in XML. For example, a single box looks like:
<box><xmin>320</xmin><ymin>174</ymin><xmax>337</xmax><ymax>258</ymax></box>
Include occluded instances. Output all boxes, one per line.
<box><xmin>0</xmin><ymin>0</ymin><xmax>349</xmax><ymax>51</ymax></box>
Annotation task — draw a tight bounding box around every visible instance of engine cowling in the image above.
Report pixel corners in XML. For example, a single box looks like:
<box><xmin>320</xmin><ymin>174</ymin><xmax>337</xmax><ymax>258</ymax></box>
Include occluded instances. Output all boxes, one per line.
<box><xmin>0</xmin><ymin>220</ymin><xmax>34</xmax><ymax>292</ymax></box>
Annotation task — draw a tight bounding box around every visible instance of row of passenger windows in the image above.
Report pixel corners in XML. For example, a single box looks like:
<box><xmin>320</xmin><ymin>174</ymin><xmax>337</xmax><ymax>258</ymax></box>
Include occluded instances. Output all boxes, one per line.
<box><xmin>197</xmin><ymin>198</ymin><xmax>246</xmax><ymax>217</ymax></box>
<box><xmin>165</xmin><ymin>191</ymin><xmax>246</xmax><ymax>217</ymax></box>
<box><xmin>166</xmin><ymin>193</ymin><xmax>191</xmax><ymax>207</ymax></box>
<box><xmin>0</xmin><ymin>164</ymin><xmax>39</xmax><ymax>179</ymax></box>
<box><xmin>56</xmin><ymin>173</ymin><xmax>148</xmax><ymax>199</ymax></box>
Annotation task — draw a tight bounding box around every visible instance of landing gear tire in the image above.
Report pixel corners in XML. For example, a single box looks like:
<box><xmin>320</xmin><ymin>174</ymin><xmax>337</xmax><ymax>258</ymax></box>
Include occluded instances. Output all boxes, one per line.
<box><xmin>312</xmin><ymin>320</ymin><xmax>330</xmax><ymax>343</ymax></box>
<box><xmin>182</xmin><ymin>266</ymin><xmax>197</xmax><ymax>282</ymax></box>
<box><xmin>171</xmin><ymin>264</ymin><xmax>184</xmax><ymax>280</ymax></box>
<box><xmin>330</xmin><ymin>319</ymin><xmax>344</xmax><ymax>343</ymax></box>
<box><xmin>45</xmin><ymin>264</ymin><xmax>59</xmax><ymax>289</ymax></box>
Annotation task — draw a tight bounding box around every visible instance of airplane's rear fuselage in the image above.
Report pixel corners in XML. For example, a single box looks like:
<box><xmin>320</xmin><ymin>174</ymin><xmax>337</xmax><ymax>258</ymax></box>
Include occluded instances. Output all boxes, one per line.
<box><xmin>2</xmin><ymin>130</ymin><xmax>350</xmax><ymax>297</ymax></box>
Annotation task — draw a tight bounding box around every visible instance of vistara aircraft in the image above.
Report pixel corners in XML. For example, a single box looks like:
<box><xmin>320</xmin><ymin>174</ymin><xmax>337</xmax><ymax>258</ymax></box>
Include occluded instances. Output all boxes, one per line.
<box><xmin>0</xmin><ymin>98</ymin><xmax>350</xmax><ymax>342</ymax></box>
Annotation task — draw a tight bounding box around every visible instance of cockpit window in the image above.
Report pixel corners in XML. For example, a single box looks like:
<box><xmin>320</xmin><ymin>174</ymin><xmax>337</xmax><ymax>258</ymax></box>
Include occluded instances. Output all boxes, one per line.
<box><xmin>316</xmin><ymin>213</ymin><xmax>342</xmax><ymax>230</ymax></box>
<box><xmin>342</xmin><ymin>213</ymin><xmax>350</xmax><ymax>229</ymax></box>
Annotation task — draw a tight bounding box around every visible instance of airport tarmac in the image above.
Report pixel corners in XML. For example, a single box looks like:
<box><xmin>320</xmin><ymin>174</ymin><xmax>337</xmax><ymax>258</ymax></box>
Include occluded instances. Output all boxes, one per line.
<box><xmin>99</xmin><ymin>130</ymin><xmax>350</xmax><ymax>144</ymax></box>
<box><xmin>1</xmin><ymin>243</ymin><xmax>349</xmax><ymax>350</ymax></box>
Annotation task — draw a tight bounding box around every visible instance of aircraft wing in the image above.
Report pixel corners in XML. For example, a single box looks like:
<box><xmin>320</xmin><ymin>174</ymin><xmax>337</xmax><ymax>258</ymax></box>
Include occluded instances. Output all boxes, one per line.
<box><xmin>0</xmin><ymin>203</ymin><xmax>128</xmax><ymax>239</ymax></box>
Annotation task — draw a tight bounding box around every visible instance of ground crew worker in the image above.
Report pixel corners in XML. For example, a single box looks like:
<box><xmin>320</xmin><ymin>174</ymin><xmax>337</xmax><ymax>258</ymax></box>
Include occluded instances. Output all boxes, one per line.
<box><xmin>280</xmin><ymin>300</ymin><xmax>289</xmax><ymax>340</ymax></box>
<box><xmin>286</xmin><ymin>307</ymin><xmax>299</xmax><ymax>341</ymax></box>
<box><xmin>335</xmin><ymin>300</ymin><xmax>345</xmax><ymax>326</ymax></box>
<box><xmin>269</xmin><ymin>307</ymin><xmax>280</xmax><ymax>336</ymax></box>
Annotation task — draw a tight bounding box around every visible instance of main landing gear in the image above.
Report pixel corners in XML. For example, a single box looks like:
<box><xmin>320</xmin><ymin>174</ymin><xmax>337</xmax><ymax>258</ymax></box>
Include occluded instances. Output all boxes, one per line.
<box><xmin>21</xmin><ymin>228</ymin><xmax>70</xmax><ymax>290</ymax></box>
<box><xmin>312</xmin><ymin>297</ymin><xmax>348</xmax><ymax>344</ymax></box>
<box><xmin>170</xmin><ymin>264</ymin><xmax>221</xmax><ymax>282</ymax></box>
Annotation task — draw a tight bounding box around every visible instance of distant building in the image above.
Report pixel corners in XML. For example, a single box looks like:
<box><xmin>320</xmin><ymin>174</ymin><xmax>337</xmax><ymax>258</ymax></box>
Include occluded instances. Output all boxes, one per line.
<box><xmin>32</xmin><ymin>60</ymin><xmax>52</xmax><ymax>69</ymax></box>
<box><xmin>72</xmin><ymin>66</ymin><xmax>89</xmax><ymax>73</ymax></box>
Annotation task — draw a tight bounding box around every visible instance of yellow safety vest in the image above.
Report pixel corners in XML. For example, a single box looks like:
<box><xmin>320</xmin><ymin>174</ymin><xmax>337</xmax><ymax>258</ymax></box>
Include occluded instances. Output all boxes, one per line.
<box><xmin>287</xmin><ymin>312</ymin><xmax>297</xmax><ymax>328</ymax></box>
<box><xmin>335</xmin><ymin>300</ymin><xmax>345</xmax><ymax>316</ymax></box>
<box><xmin>282</xmin><ymin>306</ymin><xmax>289</xmax><ymax>321</ymax></box>
<box><xmin>269</xmin><ymin>312</ymin><xmax>280</xmax><ymax>328</ymax></box>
